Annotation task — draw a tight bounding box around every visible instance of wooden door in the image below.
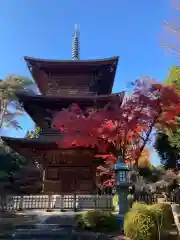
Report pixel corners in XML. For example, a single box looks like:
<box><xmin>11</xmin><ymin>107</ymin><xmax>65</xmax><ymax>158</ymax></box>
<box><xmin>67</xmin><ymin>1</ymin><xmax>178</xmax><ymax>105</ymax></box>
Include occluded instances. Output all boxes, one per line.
<box><xmin>60</xmin><ymin>168</ymin><xmax>77</xmax><ymax>193</ymax></box>
<box><xmin>59</xmin><ymin>167</ymin><xmax>95</xmax><ymax>193</ymax></box>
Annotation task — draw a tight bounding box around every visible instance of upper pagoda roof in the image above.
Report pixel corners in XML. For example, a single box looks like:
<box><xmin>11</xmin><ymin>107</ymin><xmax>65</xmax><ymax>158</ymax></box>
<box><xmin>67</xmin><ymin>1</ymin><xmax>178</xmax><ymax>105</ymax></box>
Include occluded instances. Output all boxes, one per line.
<box><xmin>16</xmin><ymin>91</ymin><xmax>125</xmax><ymax>128</ymax></box>
<box><xmin>24</xmin><ymin>56</ymin><xmax>119</xmax><ymax>68</ymax></box>
<box><xmin>24</xmin><ymin>56</ymin><xmax>119</xmax><ymax>96</ymax></box>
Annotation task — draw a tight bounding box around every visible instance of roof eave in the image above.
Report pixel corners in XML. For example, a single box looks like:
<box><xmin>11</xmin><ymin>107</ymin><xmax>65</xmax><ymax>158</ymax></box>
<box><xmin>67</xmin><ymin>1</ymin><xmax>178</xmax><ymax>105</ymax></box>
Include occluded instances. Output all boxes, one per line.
<box><xmin>16</xmin><ymin>91</ymin><xmax>125</xmax><ymax>102</ymax></box>
<box><xmin>24</xmin><ymin>56</ymin><xmax>119</xmax><ymax>67</ymax></box>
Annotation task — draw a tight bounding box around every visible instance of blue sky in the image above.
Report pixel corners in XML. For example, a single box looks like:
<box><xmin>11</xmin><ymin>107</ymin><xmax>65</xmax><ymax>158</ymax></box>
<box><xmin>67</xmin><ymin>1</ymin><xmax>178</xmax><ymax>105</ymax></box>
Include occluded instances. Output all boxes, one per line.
<box><xmin>0</xmin><ymin>0</ymin><xmax>177</xmax><ymax>164</ymax></box>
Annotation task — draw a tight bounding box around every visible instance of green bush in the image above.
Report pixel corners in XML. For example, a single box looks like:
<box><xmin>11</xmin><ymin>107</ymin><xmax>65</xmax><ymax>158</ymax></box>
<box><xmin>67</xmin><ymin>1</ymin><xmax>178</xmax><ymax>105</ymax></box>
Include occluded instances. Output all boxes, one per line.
<box><xmin>124</xmin><ymin>209</ymin><xmax>156</xmax><ymax>240</ymax></box>
<box><xmin>149</xmin><ymin>203</ymin><xmax>174</xmax><ymax>229</ymax></box>
<box><xmin>75</xmin><ymin>210</ymin><xmax>118</xmax><ymax>232</ymax></box>
<box><xmin>124</xmin><ymin>202</ymin><xmax>174</xmax><ymax>239</ymax></box>
<box><xmin>131</xmin><ymin>201</ymin><xmax>149</xmax><ymax>212</ymax></box>
<box><xmin>127</xmin><ymin>194</ymin><xmax>134</xmax><ymax>209</ymax></box>
<box><xmin>112</xmin><ymin>194</ymin><xmax>119</xmax><ymax>212</ymax></box>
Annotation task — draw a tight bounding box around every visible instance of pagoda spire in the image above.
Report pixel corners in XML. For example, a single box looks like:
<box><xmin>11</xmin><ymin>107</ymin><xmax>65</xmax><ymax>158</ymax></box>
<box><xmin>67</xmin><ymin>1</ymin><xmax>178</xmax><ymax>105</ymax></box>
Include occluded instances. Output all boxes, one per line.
<box><xmin>72</xmin><ymin>24</ymin><xmax>80</xmax><ymax>60</ymax></box>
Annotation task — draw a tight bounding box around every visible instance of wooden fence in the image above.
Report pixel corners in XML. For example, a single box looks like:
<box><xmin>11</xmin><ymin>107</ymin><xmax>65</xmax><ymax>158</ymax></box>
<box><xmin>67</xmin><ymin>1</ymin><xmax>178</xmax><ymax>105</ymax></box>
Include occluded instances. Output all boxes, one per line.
<box><xmin>0</xmin><ymin>194</ymin><xmax>113</xmax><ymax>211</ymax></box>
<box><xmin>1</xmin><ymin>192</ymin><xmax>179</xmax><ymax>212</ymax></box>
<box><xmin>134</xmin><ymin>192</ymin><xmax>180</xmax><ymax>204</ymax></box>
<box><xmin>134</xmin><ymin>193</ymin><xmax>158</xmax><ymax>204</ymax></box>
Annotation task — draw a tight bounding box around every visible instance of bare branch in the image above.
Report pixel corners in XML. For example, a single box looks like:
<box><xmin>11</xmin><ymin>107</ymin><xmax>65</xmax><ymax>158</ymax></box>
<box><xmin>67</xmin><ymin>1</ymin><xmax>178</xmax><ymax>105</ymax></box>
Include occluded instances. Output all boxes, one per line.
<box><xmin>162</xmin><ymin>0</ymin><xmax>180</xmax><ymax>56</ymax></box>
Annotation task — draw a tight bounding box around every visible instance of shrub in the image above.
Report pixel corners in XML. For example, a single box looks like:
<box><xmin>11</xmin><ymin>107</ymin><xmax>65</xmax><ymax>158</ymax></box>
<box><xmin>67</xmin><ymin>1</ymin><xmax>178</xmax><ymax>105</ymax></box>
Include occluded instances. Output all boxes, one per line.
<box><xmin>131</xmin><ymin>201</ymin><xmax>149</xmax><ymax>212</ymax></box>
<box><xmin>124</xmin><ymin>202</ymin><xmax>174</xmax><ymax>239</ymax></box>
<box><xmin>127</xmin><ymin>194</ymin><xmax>134</xmax><ymax>208</ymax></box>
<box><xmin>112</xmin><ymin>194</ymin><xmax>119</xmax><ymax>212</ymax></box>
<box><xmin>75</xmin><ymin>213</ymin><xmax>86</xmax><ymax>229</ymax></box>
<box><xmin>149</xmin><ymin>203</ymin><xmax>174</xmax><ymax>229</ymax></box>
<box><xmin>75</xmin><ymin>210</ymin><xmax>118</xmax><ymax>232</ymax></box>
<box><xmin>124</xmin><ymin>209</ymin><xmax>156</xmax><ymax>240</ymax></box>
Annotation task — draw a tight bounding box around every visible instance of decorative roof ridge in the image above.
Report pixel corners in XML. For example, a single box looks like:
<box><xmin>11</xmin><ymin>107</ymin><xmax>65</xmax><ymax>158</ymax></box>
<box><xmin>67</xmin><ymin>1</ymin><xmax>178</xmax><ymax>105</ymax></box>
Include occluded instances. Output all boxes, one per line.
<box><xmin>24</xmin><ymin>56</ymin><xmax>119</xmax><ymax>65</ymax></box>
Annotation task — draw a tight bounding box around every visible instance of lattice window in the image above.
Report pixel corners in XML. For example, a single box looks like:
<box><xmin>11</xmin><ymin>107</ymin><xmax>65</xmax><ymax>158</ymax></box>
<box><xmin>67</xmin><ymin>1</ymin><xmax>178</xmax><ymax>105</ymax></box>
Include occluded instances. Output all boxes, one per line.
<box><xmin>117</xmin><ymin>171</ymin><xmax>126</xmax><ymax>183</ymax></box>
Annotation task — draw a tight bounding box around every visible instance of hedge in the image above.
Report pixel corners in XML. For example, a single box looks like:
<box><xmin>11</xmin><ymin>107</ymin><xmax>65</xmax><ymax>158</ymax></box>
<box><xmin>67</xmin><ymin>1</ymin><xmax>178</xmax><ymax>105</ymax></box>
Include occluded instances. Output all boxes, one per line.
<box><xmin>75</xmin><ymin>210</ymin><xmax>119</xmax><ymax>232</ymax></box>
<box><xmin>124</xmin><ymin>202</ymin><xmax>174</xmax><ymax>240</ymax></box>
<box><xmin>124</xmin><ymin>209</ymin><xmax>156</xmax><ymax>240</ymax></box>
<box><xmin>131</xmin><ymin>202</ymin><xmax>149</xmax><ymax>212</ymax></box>
<box><xmin>149</xmin><ymin>203</ymin><xmax>174</xmax><ymax>229</ymax></box>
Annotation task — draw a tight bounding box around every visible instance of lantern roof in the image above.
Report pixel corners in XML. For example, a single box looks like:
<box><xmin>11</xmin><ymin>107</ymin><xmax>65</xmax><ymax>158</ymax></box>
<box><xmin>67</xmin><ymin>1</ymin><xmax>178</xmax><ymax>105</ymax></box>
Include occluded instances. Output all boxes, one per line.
<box><xmin>114</xmin><ymin>157</ymin><xmax>129</xmax><ymax>171</ymax></box>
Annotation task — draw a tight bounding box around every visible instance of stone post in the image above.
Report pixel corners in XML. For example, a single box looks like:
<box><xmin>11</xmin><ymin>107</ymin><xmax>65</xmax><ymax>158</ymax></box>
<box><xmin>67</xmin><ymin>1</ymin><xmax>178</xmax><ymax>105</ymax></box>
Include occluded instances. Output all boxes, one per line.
<box><xmin>114</xmin><ymin>157</ymin><xmax>130</xmax><ymax>227</ymax></box>
<box><xmin>117</xmin><ymin>186</ymin><xmax>129</xmax><ymax>216</ymax></box>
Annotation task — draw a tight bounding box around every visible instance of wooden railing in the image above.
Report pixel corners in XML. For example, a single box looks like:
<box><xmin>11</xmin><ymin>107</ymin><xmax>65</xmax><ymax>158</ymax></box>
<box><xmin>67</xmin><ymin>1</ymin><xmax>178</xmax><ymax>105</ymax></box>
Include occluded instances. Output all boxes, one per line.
<box><xmin>134</xmin><ymin>193</ymin><xmax>158</xmax><ymax>204</ymax></box>
<box><xmin>2</xmin><ymin>192</ymin><xmax>178</xmax><ymax>212</ymax></box>
<box><xmin>134</xmin><ymin>192</ymin><xmax>180</xmax><ymax>205</ymax></box>
<box><xmin>0</xmin><ymin>194</ymin><xmax>113</xmax><ymax>211</ymax></box>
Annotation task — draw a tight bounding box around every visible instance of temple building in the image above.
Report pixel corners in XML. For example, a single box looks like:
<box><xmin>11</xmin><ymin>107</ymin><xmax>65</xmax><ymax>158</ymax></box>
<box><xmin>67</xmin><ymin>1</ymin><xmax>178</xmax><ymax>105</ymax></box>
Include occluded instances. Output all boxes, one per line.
<box><xmin>2</xmin><ymin>25</ymin><xmax>124</xmax><ymax>194</ymax></box>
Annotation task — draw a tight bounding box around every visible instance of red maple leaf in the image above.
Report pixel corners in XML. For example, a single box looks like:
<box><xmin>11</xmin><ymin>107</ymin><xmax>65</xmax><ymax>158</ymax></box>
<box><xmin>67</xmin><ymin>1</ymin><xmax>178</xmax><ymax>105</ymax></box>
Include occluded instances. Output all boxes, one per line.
<box><xmin>52</xmin><ymin>77</ymin><xmax>180</xmax><ymax>187</ymax></box>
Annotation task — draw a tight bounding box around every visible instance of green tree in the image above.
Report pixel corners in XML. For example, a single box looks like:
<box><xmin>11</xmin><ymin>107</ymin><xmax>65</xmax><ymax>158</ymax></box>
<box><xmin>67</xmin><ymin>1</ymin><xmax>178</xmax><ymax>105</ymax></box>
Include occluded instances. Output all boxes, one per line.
<box><xmin>0</xmin><ymin>140</ymin><xmax>26</xmax><ymax>193</ymax></box>
<box><xmin>0</xmin><ymin>75</ymin><xmax>32</xmax><ymax>129</ymax></box>
<box><xmin>154</xmin><ymin>131</ymin><xmax>180</xmax><ymax>169</ymax></box>
<box><xmin>154</xmin><ymin>66</ymin><xmax>180</xmax><ymax>169</ymax></box>
<box><xmin>164</xmin><ymin>66</ymin><xmax>180</xmax><ymax>88</ymax></box>
<box><xmin>0</xmin><ymin>140</ymin><xmax>42</xmax><ymax>194</ymax></box>
<box><xmin>163</xmin><ymin>66</ymin><xmax>180</xmax><ymax>148</ymax></box>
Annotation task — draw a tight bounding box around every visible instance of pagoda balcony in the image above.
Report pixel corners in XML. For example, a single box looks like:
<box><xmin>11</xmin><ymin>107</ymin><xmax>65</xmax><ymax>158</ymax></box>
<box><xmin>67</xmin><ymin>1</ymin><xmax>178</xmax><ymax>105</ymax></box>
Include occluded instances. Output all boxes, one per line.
<box><xmin>16</xmin><ymin>91</ymin><xmax>125</xmax><ymax>129</ymax></box>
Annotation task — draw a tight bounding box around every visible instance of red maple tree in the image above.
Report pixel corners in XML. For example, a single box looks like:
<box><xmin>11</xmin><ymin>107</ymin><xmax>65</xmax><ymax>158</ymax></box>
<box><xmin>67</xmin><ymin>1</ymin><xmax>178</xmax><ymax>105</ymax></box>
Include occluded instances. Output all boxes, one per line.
<box><xmin>52</xmin><ymin>77</ymin><xmax>180</xmax><ymax>187</ymax></box>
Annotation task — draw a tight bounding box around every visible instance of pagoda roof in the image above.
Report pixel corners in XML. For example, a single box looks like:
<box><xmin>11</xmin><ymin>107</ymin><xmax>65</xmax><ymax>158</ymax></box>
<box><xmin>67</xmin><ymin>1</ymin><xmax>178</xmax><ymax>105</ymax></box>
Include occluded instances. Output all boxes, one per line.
<box><xmin>2</xmin><ymin>136</ymin><xmax>61</xmax><ymax>150</ymax></box>
<box><xmin>1</xmin><ymin>136</ymin><xmax>99</xmax><ymax>151</ymax></box>
<box><xmin>16</xmin><ymin>91</ymin><xmax>125</xmax><ymax>128</ymax></box>
<box><xmin>1</xmin><ymin>136</ymin><xmax>96</xmax><ymax>165</ymax></box>
<box><xmin>24</xmin><ymin>56</ymin><xmax>119</xmax><ymax>96</ymax></box>
<box><xmin>24</xmin><ymin>56</ymin><xmax>119</xmax><ymax>68</ymax></box>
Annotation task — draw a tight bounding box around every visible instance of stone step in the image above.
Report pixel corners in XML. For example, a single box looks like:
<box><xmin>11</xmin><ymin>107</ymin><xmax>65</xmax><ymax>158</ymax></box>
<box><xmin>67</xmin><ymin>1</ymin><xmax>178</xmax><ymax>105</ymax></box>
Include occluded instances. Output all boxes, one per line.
<box><xmin>0</xmin><ymin>229</ymin><xmax>109</xmax><ymax>240</ymax></box>
<box><xmin>0</xmin><ymin>228</ymin><xmax>74</xmax><ymax>239</ymax></box>
<box><xmin>15</xmin><ymin>223</ymin><xmax>74</xmax><ymax>229</ymax></box>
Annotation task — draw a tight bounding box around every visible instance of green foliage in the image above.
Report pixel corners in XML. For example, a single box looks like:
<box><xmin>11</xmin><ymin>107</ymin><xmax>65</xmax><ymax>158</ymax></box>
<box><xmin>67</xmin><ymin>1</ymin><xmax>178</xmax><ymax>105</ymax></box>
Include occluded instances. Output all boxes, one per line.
<box><xmin>138</xmin><ymin>166</ymin><xmax>152</xmax><ymax>179</ymax></box>
<box><xmin>132</xmin><ymin>202</ymin><xmax>149</xmax><ymax>212</ymax></box>
<box><xmin>112</xmin><ymin>194</ymin><xmax>119</xmax><ymax>212</ymax></box>
<box><xmin>0</xmin><ymin>75</ymin><xmax>32</xmax><ymax>97</ymax></box>
<box><xmin>75</xmin><ymin>210</ymin><xmax>118</xmax><ymax>232</ymax></box>
<box><xmin>124</xmin><ymin>202</ymin><xmax>174</xmax><ymax>240</ymax></box>
<box><xmin>26</xmin><ymin>126</ymin><xmax>41</xmax><ymax>138</ymax></box>
<box><xmin>155</xmin><ymin>66</ymin><xmax>180</xmax><ymax>165</ymax></box>
<box><xmin>168</xmin><ymin>128</ymin><xmax>180</xmax><ymax>149</ymax></box>
<box><xmin>127</xmin><ymin>194</ymin><xmax>134</xmax><ymax>207</ymax></box>
<box><xmin>0</xmin><ymin>140</ymin><xmax>26</xmax><ymax>193</ymax></box>
<box><xmin>124</xmin><ymin>208</ymin><xmax>156</xmax><ymax>240</ymax></box>
<box><xmin>154</xmin><ymin>131</ymin><xmax>180</xmax><ymax>169</ymax></box>
<box><xmin>150</xmin><ymin>203</ymin><xmax>174</xmax><ymax>229</ymax></box>
<box><xmin>138</xmin><ymin>165</ymin><xmax>164</xmax><ymax>182</ymax></box>
<box><xmin>0</xmin><ymin>75</ymin><xmax>33</xmax><ymax>129</ymax></box>
<box><xmin>164</xmin><ymin>66</ymin><xmax>180</xmax><ymax>89</ymax></box>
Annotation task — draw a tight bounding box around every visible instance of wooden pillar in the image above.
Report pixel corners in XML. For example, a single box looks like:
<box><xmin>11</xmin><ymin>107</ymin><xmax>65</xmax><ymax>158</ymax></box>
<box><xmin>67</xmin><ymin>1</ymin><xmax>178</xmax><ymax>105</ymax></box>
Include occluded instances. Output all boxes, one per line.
<box><xmin>41</xmin><ymin>168</ymin><xmax>46</xmax><ymax>193</ymax></box>
<box><xmin>93</xmin><ymin>164</ymin><xmax>98</xmax><ymax>193</ymax></box>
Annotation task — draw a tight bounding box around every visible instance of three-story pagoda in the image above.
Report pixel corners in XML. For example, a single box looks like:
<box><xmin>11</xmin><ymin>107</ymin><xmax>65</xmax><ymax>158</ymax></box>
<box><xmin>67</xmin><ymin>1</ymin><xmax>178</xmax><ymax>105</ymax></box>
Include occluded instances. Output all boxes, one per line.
<box><xmin>2</xmin><ymin>25</ymin><xmax>124</xmax><ymax>194</ymax></box>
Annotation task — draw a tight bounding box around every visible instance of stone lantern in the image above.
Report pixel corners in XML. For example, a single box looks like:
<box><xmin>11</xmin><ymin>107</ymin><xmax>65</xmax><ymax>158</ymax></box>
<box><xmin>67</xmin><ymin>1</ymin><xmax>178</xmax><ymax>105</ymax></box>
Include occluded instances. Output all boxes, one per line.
<box><xmin>114</xmin><ymin>157</ymin><xmax>130</xmax><ymax>218</ymax></box>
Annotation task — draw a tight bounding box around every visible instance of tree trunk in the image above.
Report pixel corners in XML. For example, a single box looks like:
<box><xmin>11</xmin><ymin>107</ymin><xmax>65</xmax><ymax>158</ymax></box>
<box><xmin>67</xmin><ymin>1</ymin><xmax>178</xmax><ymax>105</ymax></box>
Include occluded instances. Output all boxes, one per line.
<box><xmin>0</xmin><ymin>101</ymin><xmax>8</xmax><ymax>129</ymax></box>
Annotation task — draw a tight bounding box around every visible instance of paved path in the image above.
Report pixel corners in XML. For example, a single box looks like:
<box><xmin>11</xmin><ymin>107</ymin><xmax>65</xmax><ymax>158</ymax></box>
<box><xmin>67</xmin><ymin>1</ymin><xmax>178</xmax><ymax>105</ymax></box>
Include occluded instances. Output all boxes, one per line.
<box><xmin>1</xmin><ymin>211</ymin><xmax>125</xmax><ymax>239</ymax></box>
